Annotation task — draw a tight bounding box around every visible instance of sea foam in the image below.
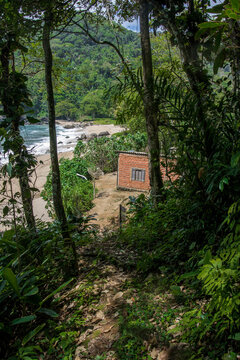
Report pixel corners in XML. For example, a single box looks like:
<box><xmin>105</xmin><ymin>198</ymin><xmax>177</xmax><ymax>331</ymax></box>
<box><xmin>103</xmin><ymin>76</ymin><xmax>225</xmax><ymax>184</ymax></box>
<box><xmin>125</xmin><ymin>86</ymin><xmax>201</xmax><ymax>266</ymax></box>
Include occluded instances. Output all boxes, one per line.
<box><xmin>0</xmin><ymin>124</ymin><xmax>84</xmax><ymax>166</ymax></box>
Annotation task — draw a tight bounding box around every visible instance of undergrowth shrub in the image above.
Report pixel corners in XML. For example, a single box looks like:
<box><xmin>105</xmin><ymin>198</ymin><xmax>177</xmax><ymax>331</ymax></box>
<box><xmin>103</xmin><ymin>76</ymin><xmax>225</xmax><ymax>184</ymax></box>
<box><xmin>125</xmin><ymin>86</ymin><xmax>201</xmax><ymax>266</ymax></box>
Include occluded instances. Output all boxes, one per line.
<box><xmin>0</xmin><ymin>224</ymin><xmax>78</xmax><ymax>359</ymax></box>
<box><xmin>74</xmin><ymin>132</ymin><xmax>147</xmax><ymax>173</ymax></box>
<box><xmin>41</xmin><ymin>157</ymin><xmax>93</xmax><ymax>217</ymax></box>
<box><xmin>119</xmin><ymin>190</ymin><xmax>240</xmax><ymax>357</ymax></box>
<box><xmin>176</xmin><ymin>201</ymin><xmax>240</xmax><ymax>358</ymax></box>
<box><xmin>116</xmin><ymin>292</ymin><xmax>177</xmax><ymax>360</ymax></box>
<box><xmin>119</xmin><ymin>186</ymin><xmax>221</xmax><ymax>274</ymax></box>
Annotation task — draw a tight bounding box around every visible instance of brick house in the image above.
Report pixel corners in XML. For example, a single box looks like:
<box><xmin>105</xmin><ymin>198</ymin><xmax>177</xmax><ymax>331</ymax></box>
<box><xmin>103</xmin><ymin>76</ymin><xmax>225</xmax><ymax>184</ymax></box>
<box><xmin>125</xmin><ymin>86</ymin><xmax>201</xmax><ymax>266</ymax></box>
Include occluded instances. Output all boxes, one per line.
<box><xmin>117</xmin><ymin>151</ymin><xmax>177</xmax><ymax>191</ymax></box>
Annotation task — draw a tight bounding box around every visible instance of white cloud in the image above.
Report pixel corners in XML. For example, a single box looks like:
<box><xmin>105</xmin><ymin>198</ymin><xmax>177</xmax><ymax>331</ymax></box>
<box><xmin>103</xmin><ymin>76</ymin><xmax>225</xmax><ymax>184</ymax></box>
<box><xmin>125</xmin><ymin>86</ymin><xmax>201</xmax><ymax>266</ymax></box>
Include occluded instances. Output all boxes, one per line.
<box><xmin>122</xmin><ymin>19</ymin><xmax>139</xmax><ymax>32</ymax></box>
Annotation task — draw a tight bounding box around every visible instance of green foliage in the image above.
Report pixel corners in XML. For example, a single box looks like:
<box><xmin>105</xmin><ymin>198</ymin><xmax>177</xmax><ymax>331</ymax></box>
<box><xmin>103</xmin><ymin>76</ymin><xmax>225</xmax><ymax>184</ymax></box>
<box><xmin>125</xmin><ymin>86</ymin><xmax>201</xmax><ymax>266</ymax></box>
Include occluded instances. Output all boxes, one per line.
<box><xmin>119</xmin><ymin>186</ymin><xmax>218</xmax><ymax>274</ymax></box>
<box><xmin>113</xmin><ymin>89</ymin><xmax>145</xmax><ymax>132</ymax></box>
<box><xmin>177</xmin><ymin>200</ymin><xmax>240</xmax><ymax>353</ymax></box>
<box><xmin>198</xmin><ymin>1</ymin><xmax>240</xmax><ymax>75</ymax></box>
<box><xmin>21</xmin><ymin>15</ymin><xmax>141</xmax><ymax>120</ymax></box>
<box><xmin>81</xmin><ymin>89</ymin><xmax>107</xmax><ymax>119</ymax></box>
<box><xmin>44</xmin><ymin>270</ymin><xmax>101</xmax><ymax>359</ymax></box>
<box><xmin>1</xmin><ymin>2</ymin><xmax>240</xmax><ymax>359</ymax></box>
<box><xmin>198</xmin><ymin>252</ymin><xmax>240</xmax><ymax>331</ymax></box>
<box><xmin>63</xmin><ymin>181</ymin><xmax>93</xmax><ymax>216</ymax></box>
<box><xmin>116</xmin><ymin>293</ymin><xmax>176</xmax><ymax>360</ymax></box>
<box><xmin>41</xmin><ymin>157</ymin><xmax>93</xmax><ymax>217</ymax></box>
<box><xmin>74</xmin><ymin>132</ymin><xmax>148</xmax><ymax>173</ymax></box>
<box><xmin>0</xmin><ymin>223</ymin><xmax>80</xmax><ymax>359</ymax></box>
<box><xmin>118</xmin><ymin>186</ymin><xmax>240</xmax><ymax>357</ymax></box>
<box><xmin>55</xmin><ymin>100</ymin><xmax>79</xmax><ymax>120</ymax></box>
<box><xmin>113</xmin><ymin>32</ymin><xmax>183</xmax><ymax>132</ymax></box>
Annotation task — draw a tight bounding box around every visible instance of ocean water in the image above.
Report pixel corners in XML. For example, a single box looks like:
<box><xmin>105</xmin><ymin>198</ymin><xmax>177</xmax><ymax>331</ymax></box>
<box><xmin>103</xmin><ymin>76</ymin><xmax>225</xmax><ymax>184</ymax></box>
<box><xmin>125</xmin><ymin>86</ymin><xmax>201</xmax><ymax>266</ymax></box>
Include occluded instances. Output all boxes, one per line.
<box><xmin>0</xmin><ymin>124</ymin><xmax>84</xmax><ymax>165</ymax></box>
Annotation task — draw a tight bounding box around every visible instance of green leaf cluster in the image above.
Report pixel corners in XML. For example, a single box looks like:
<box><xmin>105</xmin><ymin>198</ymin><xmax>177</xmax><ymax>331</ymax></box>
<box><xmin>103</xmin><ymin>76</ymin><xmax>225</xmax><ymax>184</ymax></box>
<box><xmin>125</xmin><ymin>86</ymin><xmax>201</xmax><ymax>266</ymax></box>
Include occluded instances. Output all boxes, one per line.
<box><xmin>41</xmin><ymin>157</ymin><xmax>94</xmax><ymax>217</ymax></box>
<box><xmin>22</xmin><ymin>15</ymin><xmax>141</xmax><ymax>120</ymax></box>
<box><xmin>74</xmin><ymin>132</ymin><xmax>148</xmax><ymax>173</ymax></box>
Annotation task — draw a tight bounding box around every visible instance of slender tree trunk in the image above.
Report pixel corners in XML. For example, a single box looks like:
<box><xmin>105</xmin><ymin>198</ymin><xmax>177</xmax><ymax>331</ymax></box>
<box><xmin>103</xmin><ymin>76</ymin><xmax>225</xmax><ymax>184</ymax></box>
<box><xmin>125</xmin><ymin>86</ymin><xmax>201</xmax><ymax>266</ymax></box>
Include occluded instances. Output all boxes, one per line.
<box><xmin>42</xmin><ymin>9</ymin><xmax>70</xmax><ymax>237</ymax></box>
<box><xmin>15</xmin><ymin>137</ymin><xmax>36</xmax><ymax>231</ymax></box>
<box><xmin>42</xmin><ymin>5</ymin><xmax>78</xmax><ymax>275</ymax></box>
<box><xmin>229</xmin><ymin>20</ymin><xmax>240</xmax><ymax>118</ymax></box>
<box><xmin>170</xmin><ymin>26</ymin><xmax>214</xmax><ymax>159</ymax></box>
<box><xmin>0</xmin><ymin>41</ymin><xmax>36</xmax><ymax>232</ymax></box>
<box><xmin>165</xmin><ymin>0</ymin><xmax>214</xmax><ymax>160</ymax></box>
<box><xmin>139</xmin><ymin>0</ymin><xmax>164</xmax><ymax>205</ymax></box>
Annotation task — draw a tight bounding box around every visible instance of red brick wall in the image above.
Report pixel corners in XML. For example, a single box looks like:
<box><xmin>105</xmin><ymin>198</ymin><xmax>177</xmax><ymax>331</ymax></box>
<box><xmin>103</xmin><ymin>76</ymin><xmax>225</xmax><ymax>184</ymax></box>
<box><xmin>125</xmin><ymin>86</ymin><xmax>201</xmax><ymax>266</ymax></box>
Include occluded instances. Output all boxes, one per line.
<box><xmin>117</xmin><ymin>153</ymin><xmax>178</xmax><ymax>191</ymax></box>
<box><xmin>118</xmin><ymin>153</ymin><xmax>150</xmax><ymax>191</ymax></box>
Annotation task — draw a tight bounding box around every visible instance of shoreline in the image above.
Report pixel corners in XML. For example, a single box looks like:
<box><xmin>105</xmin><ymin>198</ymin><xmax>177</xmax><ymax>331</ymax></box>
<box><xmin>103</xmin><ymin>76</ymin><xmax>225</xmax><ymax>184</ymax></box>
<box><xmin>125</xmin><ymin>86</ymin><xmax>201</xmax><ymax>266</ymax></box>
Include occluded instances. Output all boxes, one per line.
<box><xmin>0</xmin><ymin>123</ymin><xmax>125</xmax><ymax>230</ymax></box>
<box><xmin>0</xmin><ymin>122</ymin><xmax>125</xmax><ymax>165</ymax></box>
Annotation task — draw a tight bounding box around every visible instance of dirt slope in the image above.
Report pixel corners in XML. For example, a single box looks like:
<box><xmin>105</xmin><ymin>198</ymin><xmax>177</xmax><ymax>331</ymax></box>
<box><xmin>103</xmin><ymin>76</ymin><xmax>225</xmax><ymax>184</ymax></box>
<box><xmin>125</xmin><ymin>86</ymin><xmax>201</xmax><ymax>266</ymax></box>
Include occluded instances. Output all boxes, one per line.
<box><xmin>88</xmin><ymin>172</ymin><xmax>142</xmax><ymax>231</ymax></box>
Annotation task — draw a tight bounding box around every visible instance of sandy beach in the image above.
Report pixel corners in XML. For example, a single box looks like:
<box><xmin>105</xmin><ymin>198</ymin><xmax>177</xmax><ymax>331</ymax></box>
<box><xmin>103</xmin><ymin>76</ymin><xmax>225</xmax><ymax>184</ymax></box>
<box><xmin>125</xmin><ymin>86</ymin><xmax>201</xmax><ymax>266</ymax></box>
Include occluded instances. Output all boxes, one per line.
<box><xmin>0</xmin><ymin>123</ymin><xmax>124</xmax><ymax>230</ymax></box>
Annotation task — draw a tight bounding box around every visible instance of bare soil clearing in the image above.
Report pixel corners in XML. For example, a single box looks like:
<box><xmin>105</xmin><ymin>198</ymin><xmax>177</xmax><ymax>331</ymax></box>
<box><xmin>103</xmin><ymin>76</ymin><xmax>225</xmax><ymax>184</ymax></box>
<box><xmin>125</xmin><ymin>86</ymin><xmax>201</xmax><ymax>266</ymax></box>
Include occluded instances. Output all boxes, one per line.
<box><xmin>87</xmin><ymin>172</ymin><xmax>142</xmax><ymax>231</ymax></box>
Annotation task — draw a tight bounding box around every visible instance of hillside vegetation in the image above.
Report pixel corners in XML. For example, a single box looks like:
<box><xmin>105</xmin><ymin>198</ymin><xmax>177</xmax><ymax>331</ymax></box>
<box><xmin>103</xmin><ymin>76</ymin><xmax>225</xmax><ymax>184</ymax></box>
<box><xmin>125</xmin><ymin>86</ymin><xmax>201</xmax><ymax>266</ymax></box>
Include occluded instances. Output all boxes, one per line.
<box><xmin>25</xmin><ymin>18</ymin><xmax>141</xmax><ymax>120</ymax></box>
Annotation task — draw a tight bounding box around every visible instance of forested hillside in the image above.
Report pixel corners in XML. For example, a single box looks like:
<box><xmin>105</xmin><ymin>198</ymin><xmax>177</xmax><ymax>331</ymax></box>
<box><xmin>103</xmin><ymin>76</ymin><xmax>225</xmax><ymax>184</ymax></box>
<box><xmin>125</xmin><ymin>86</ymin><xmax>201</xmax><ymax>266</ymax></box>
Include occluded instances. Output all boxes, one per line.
<box><xmin>26</xmin><ymin>18</ymin><xmax>141</xmax><ymax>120</ymax></box>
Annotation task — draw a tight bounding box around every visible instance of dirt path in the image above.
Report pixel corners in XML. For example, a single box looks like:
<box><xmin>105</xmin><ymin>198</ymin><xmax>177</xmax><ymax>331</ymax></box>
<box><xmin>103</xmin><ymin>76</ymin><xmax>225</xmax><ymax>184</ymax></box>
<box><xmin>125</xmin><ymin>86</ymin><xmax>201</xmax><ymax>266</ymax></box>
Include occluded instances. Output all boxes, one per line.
<box><xmin>57</xmin><ymin>239</ymin><xmax>190</xmax><ymax>360</ymax></box>
<box><xmin>73</xmin><ymin>261</ymin><xmax>132</xmax><ymax>360</ymax></box>
<box><xmin>87</xmin><ymin>172</ymin><xmax>142</xmax><ymax>231</ymax></box>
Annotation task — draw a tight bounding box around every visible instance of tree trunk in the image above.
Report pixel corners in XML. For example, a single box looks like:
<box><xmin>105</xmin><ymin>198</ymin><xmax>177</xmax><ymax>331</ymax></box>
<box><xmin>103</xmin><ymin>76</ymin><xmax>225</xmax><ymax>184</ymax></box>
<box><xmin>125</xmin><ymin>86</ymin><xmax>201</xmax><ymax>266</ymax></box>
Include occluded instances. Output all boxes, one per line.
<box><xmin>42</xmin><ymin>9</ymin><xmax>69</xmax><ymax>238</ymax></box>
<box><xmin>165</xmin><ymin>0</ymin><xmax>214</xmax><ymax>160</ymax></box>
<box><xmin>139</xmin><ymin>0</ymin><xmax>164</xmax><ymax>205</ymax></box>
<box><xmin>17</xmin><ymin>143</ymin><xmax>36</xmax><ymax>231</ymax></box>
<box><xmin>229</xmin><ymin>20</ymin><xmax>240</xmax><ymax>118</ymax></box>
<box><xmin>0</xmin><ymin>41</ymin><xmax>36</xmax><ymax>232</ymax></box>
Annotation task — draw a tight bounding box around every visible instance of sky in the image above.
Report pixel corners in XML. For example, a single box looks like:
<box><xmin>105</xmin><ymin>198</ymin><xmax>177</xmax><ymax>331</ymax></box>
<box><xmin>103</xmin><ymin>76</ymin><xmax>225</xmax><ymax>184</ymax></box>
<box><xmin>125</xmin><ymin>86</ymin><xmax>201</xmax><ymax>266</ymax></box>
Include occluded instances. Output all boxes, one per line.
<box><xmin>122</xmin><ymin>19</ymin><xmax>139</xmax><ymax>32</ymax></box>
<box><xmin>122</xmin><ymin>0</ymin><xmax>224</xmax><ymax>32</ymax></box>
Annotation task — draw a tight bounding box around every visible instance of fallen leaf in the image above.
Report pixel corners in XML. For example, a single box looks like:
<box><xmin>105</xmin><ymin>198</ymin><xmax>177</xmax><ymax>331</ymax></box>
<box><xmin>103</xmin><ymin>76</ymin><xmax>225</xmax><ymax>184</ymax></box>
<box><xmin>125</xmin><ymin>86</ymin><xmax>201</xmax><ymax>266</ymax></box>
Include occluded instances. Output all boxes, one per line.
<box><xmin>113</xmin><ymin>291</ymin><xmax>124</xmax><ymax>301</ymax></box>
<box><xmin>95</xmin><ymin>310</ymin><xmax>105</xmax><ymax>320</ymax></box>
<box><xmin>151</xmin><ymin>348</ymin><xmax>160</xmax><ymax>359</ymax></box>
<box><xmin>157</xmin><ymin>350</ymin><xmax>168</xmax><ymax>360</ymax></box>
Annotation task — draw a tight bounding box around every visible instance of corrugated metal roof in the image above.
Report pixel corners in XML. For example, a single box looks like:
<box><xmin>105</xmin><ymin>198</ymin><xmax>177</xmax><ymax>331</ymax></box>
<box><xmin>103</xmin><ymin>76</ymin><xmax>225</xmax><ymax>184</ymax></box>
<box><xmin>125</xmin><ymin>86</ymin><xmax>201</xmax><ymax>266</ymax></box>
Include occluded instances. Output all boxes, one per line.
<box><xmin>117</xmin><ymin>151</ymin><xmax>177</xmax><ymax>160</ymax></box>
<box><xmin>117</xmin><ymin>151</ymin><xmax>148</xmax><ymax>156</ymax></box>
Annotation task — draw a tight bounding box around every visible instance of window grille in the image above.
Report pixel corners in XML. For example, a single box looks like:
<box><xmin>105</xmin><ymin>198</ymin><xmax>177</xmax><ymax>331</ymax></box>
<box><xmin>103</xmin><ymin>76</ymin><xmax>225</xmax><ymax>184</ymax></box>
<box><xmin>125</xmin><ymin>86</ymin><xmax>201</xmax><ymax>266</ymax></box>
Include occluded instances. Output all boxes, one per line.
<box><xmin>131</xmin><ymin>168</ymin><xmax>146</xmax><ymax>182</ymax></box>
